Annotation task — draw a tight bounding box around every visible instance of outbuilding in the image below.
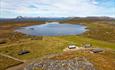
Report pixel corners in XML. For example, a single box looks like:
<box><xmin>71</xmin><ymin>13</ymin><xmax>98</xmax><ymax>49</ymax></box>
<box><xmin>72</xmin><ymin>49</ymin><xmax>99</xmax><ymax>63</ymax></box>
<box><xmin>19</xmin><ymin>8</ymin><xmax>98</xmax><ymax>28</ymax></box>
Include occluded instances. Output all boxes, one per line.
<box><xmin>83</xmin><ymin>43</ymin><xmax>92</xmax><ymax>48</ymax></box>
<box><xmin>18</xmin><ymin>50</ymin><xmax>30</xmax><ymax>55</ymax></box>
<box><xmin>90</xmin><ymin>48</ymin><xmax>103</xmax><ymax>53</ymax></box>
<box><xmin>0</xmin><ymin>39</ymin><xmax>6</xmax><ymax>44</ymax></box>
<box><xmin>68</xmin><ymin>45</ymin><xmax>78</xmax><ymax>49</ymax></box>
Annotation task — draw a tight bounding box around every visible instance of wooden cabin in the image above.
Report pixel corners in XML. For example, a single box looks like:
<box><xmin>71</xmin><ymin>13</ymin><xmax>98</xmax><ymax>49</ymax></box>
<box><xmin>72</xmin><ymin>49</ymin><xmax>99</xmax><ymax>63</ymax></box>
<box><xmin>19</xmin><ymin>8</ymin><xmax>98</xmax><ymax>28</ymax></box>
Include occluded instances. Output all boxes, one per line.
<box><xmin>68</xmin><ymin>45</ymin><xmax>77</xmax><ymax>49</ymax></box>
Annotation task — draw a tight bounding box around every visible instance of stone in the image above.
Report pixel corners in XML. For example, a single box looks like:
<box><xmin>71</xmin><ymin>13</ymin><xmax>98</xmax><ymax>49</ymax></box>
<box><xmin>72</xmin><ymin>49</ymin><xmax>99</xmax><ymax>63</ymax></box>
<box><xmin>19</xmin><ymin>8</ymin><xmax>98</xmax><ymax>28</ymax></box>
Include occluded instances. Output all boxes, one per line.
<box><xmin>30</xmin><ymin>28</ymin><xmax>34</xmax><ymax>30</ymax></box>
<box><xmin>25</xmin><ymin>57</ymin><xmax>95</xmax><ymax>70</ymax></box>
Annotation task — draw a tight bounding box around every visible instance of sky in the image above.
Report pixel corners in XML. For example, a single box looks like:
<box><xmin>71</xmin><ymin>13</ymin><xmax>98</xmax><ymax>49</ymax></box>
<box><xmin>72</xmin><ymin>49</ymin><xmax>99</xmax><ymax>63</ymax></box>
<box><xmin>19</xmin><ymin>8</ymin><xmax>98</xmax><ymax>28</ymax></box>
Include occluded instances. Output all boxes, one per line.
<box><xmin>0</xmin><ymin>0</ymin><xmax>115</xmax><ymax>18</ymax></box>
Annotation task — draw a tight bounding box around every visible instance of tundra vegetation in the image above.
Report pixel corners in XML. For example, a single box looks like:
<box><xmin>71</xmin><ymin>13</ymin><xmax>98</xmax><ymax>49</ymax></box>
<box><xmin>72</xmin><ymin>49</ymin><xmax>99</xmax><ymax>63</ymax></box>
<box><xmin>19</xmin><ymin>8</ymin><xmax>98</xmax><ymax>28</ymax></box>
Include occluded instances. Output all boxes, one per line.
<box><xmin>0</xmin><ymin>18</ymin><xmax>115</xmax><ymax>70</ymax></box>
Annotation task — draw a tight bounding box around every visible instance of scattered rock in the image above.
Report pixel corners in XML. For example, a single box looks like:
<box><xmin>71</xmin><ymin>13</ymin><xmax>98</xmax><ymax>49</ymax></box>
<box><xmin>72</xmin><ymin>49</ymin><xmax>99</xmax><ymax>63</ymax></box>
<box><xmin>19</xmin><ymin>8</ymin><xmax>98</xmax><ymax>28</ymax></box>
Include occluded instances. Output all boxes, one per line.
<box><xmin>25</xmin><ymin>57</ymin><xmax>95</xmax><ymax>70</ymax></box>
<box><xmin>30</xmin><ymin>28</ymin><xmax>34</xmax><ymax>30</ymax></box>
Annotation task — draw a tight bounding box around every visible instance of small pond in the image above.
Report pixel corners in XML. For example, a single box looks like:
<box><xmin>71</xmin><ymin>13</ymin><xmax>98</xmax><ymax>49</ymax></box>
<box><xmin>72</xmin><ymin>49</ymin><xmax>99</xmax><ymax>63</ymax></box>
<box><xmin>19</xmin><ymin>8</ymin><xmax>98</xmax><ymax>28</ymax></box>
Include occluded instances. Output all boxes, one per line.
<box><xmin>16</xmin><ymin>22</ymin><xmax>87</xmax><ymax>36</ymax></box>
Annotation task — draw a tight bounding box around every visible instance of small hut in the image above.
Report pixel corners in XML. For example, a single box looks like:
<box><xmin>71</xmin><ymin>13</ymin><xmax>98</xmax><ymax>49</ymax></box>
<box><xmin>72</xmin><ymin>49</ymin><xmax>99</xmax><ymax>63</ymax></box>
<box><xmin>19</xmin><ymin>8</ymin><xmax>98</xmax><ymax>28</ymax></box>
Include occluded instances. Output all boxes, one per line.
<box><xmin>83</xmin><ymin>43</ymin><xmax>92</xmax><ymax>48</ymax></box>
<box><xmin>68</xmin><ymin>45</ymin><xmax>78</xmax><ymax>49</ymax></box>
<box><xmin>18</xmin><ymin>50</ymin><xmax>30</xmax><ymax>55</ymax></box>
<box><xmin>0</xmin><ymin>39</ymin><xmax>6</xmax><ymax>44</ymax></box>
<box><xmin>90</xmin><ymin>48</ymin><xmax>103</xmax><ymax>53</ymax></box>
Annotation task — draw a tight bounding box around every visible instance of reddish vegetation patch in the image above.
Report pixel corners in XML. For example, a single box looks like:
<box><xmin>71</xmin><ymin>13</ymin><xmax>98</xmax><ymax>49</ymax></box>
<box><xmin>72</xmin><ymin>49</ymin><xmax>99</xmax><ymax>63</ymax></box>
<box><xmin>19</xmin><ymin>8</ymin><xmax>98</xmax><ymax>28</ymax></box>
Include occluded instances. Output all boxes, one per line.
<box><xmin>50</xmin><ymin>50</ymin><xmax>115</xmax><ymax>70</ymax></box>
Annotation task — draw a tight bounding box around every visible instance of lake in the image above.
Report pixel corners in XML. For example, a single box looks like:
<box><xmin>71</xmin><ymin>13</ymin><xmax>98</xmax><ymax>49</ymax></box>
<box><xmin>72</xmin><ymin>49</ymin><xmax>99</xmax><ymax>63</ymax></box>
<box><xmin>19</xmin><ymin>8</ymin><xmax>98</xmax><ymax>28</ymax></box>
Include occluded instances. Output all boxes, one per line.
<box><xmin>16</xmin><ymin>22</ymin><xmax>87</xmax><ymax>36</ymax></box>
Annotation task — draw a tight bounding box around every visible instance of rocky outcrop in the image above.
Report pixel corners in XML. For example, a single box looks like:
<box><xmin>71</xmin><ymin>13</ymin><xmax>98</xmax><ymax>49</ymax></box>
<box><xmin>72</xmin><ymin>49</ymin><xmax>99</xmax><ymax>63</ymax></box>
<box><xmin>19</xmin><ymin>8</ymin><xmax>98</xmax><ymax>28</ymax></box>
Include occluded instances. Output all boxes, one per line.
<box><xmin>25</xmin><ymin>57</ymin><xmax>95</xmax><ymax>70</ymax></box>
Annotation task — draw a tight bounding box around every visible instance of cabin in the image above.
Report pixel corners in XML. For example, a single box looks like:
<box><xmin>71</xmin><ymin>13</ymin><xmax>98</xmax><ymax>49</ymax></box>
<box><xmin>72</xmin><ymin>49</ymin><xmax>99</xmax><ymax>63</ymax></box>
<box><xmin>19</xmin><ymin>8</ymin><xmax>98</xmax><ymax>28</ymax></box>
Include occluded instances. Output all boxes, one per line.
<box><xmin>83</xmin><ymin>43</ymin><xmax>92</xmax><ymax>48</ymax></box>
<box><xmin>18</xmin><ymin>50</ymin><xmax>30</xmax><ymax>55</ymax></box>
<box><xmin>90</xmin><ymin>48</ymin><xmax>103</xmax><ymax>53</ymax></box>
<box><xmin>68</xmin><ymin>45</ymin><xmax>78</xmax><ymax>49</ymax></box>
<box><xmin>0</xmin><ymin>39</ymin><xmax>6</xmax><ymax>44</ymax></box>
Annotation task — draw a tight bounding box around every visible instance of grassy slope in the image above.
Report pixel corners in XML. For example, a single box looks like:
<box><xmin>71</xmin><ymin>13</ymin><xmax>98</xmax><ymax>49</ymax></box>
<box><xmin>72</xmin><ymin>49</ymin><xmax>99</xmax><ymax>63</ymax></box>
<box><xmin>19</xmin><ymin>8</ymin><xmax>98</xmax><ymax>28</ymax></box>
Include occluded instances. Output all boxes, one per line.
<box><xmin>59</xmin><ymin>35</ymin><xmax>115</xmax><ymax>49</ymax></box>
<box><xmin>0</xmin><ymin>36</ymin><xmax>115</xmax><ymax>60</ymax></box>
<box><xmin>0</xmin><ymin>55</ymin><xmax>23</xmax><ymax>70</ymax></box>
<box><xmin>0</xmin><ymin>35</ymin><xmax>114</xmax><ymax>70</ymax></box>
<box><xmin>0</xmin><ymin>20</ymin><xmax>115</xmax><ymax>70</ymax></box>
<box><xmin>82</xmin><ymin>22</ymin><xmax>115</xmax><ymax>43</ymax></box>
<box><xmin>0</xmin><ymin>21</ymin><xmax>44</xmax><ymax>70</ymax></box>
<box><xmin>0</xmin><ymin>37</ymin><xmax>68</xmax><ymax>60</ymax></box>
<box><xmin>50</xmin><ymin>50</ymin><xmax>115</xmax><ymax>70</ymax></box>
<box><xmin>60</xmin><ymin>20</ymin><xmax>115</xmax><ymax>43</ymax></box>
<box><xmin>0</xmin><ymin>21</ymin><xmax>44</xmax><ymax>43</ymax></box>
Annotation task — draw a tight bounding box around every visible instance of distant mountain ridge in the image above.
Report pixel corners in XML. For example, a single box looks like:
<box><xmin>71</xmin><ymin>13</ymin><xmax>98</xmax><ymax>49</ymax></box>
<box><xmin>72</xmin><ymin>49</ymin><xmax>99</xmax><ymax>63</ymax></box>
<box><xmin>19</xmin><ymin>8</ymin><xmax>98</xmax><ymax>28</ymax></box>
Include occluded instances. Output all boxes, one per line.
<box><xmin>72</xmin><ymin>16</ymin><xmax>115</xmax><ymax>21</ymax></box>
<box><xmin>0</xmin><ymin>16</ymin><xmax>115</xmax><ymax>22</ymax></box>
<box><xmin>0</xmin><ymin>16</ymin><xmax>72</xmax><ymax>22</ymax></box>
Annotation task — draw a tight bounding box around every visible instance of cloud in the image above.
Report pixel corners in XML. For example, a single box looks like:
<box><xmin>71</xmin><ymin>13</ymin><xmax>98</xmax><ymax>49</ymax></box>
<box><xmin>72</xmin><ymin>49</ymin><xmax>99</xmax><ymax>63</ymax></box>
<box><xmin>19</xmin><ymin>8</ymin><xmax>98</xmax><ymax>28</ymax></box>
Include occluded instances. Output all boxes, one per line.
<box><xmin>0</xmin><ymin>0</ymin><xmax>115</xmax><ymax>17</ymax></box>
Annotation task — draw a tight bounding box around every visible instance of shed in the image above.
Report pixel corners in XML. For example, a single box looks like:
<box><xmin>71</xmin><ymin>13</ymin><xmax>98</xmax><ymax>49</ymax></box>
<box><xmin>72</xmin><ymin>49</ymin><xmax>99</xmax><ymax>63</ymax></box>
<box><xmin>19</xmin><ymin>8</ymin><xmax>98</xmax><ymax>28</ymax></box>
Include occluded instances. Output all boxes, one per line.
<box><xmin>68</xmin><ymin>45</ymin><xmax>78</xmax><ymax>49</ymax></box>
<box><xmin>0</xmin><ymin>39</ymin><xmax>6</xmax><ymax>44</ymax></box>
<box><xmin>83</xmin><ymin>43</ymin><xmax>92</xmax><ymax>48</ymax></box>
<box><xmin>90</xmin><ymin>48</ymin><xmax>103</xmax><ymax>53</ymax></box>
<box><xmin>18</xmin><ymin>50</ymin><xmax>30</xmax><ymax>55</ymax></box>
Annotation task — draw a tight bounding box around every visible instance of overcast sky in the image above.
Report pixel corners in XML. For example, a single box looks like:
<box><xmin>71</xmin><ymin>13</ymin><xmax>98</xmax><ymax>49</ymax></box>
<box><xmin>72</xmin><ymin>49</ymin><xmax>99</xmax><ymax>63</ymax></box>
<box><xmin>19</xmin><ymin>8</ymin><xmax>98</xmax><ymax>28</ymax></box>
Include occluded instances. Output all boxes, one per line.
<box><xmin>0</xmin><ymin>0</ymin><xmax>115</xmax><ymax>18</ymax></box>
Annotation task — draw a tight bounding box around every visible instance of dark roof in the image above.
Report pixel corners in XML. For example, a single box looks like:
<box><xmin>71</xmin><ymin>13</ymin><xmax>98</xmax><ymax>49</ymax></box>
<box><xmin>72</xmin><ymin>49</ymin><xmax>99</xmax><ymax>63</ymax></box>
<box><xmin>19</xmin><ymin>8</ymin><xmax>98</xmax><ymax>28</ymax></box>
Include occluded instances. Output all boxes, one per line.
<box><xmin>18</xmin><ymin>50</ymin><xmax>30</xmax><ymax>55</ymax></box>
<box><xmin>0</xmin><ymin>39</ymin><xmax>6</xmax><ymax>44</ymax></box>
<box><xmin>90</xmin><ymin>48</ymin><xmax>103</xmax><ymax>53</ymax></box>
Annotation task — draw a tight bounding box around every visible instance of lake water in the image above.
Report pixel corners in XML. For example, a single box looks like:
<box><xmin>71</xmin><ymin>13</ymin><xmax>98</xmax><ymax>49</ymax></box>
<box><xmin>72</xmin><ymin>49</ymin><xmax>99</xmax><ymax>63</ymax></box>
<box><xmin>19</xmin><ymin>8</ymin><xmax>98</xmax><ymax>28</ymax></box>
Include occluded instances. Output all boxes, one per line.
<box><xmin>16</xmin><ymin>22</ymin><xmax>87</xmax><ymax>36</ymax></box>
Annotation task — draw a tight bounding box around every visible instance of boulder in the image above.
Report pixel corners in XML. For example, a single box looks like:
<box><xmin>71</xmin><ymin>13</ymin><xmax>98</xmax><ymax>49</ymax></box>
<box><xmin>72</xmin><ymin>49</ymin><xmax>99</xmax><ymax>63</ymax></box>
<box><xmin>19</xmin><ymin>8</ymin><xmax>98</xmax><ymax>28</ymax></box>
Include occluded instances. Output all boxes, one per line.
<box><xmin>25</xmin><ymin>57</ymin><xmax>95</xmax><ymax>70</ymax></box>
<box><xmin>30</xmin><ymin>28</ymin><xmax>34</xmax><ymax>30</ymax></box>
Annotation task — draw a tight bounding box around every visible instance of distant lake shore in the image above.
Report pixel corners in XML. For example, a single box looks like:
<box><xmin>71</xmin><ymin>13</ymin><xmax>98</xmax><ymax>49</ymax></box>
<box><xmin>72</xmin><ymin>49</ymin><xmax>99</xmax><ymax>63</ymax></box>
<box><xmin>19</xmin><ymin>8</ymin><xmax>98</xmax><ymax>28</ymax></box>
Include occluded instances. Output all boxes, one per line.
<box><xmin>16</xmin><ymin>22</ymin><xmax>87</xmax><ymax>36</ymax></box>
